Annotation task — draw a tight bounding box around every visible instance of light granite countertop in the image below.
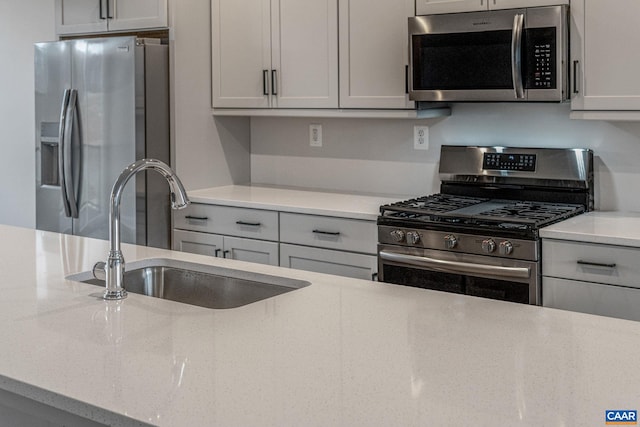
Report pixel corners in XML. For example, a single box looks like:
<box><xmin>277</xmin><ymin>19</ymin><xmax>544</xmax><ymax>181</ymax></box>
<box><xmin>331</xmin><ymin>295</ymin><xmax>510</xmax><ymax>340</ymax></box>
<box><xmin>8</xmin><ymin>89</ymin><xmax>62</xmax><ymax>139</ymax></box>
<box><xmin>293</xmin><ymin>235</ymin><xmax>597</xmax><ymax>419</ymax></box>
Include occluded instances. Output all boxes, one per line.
<box><xmin>1</xmin><ymin>224</ymin><xmax>640</xmax><ymax>426</ymax></box>
<box><xmin>540</xmin><ymin>211</ymin><xmax>640</xmax><ymax>246</ymax></box>
<box><xmin>186</xmin><ymin>185</ymin><xmax>406</xmax><ymax>220</ymax></box>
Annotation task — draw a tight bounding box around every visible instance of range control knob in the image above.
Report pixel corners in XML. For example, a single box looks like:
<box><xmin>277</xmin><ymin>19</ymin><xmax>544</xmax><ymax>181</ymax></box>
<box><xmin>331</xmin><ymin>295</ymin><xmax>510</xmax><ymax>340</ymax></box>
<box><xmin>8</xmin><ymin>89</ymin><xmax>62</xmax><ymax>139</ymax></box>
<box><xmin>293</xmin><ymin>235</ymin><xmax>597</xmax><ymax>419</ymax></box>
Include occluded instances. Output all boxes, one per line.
<box><xmin>481</xmin><ymin>238</ymin><xmax>497</xmax><ymax>254</ymax></box>
<box><xmin>390</xmin><ymin>229</ymin><xmax>405</xmax><ymax>243</ymax></box>
<box><xmin>444</xmin><ymin>234</ymin><xmax>458</xmax><ymax>249</ymax></box>
<box><xmin>499</xmin><ymin>240</ymin><xmax>514</xmax><ymax>256</ymax></box>
<box><xmin>406</xmin><ymin>231</ymin><xmax>421</xmax><ymax>245</ymax></box>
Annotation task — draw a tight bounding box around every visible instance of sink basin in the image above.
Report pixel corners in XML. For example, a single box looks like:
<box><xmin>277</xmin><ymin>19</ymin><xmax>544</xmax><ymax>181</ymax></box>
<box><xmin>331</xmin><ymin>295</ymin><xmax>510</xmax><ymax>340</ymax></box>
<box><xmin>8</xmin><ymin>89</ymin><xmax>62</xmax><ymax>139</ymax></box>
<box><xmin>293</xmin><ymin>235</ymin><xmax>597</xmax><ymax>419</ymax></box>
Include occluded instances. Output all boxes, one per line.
<box><xmin>67</xmin><ymin>258</ymin><xmax>311</xmax><ymax>309</ymax></box>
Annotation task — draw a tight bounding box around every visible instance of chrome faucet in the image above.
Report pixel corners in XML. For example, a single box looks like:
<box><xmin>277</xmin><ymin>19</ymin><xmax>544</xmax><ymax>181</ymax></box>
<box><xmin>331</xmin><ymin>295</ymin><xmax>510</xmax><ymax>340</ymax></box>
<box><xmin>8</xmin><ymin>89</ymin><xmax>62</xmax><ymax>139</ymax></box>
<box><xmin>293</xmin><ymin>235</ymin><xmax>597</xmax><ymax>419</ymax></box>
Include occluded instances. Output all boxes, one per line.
<box><xmin>100</xmin><ymin>159</ymin><xmax>190</xmax><ymax>300</ymax></box>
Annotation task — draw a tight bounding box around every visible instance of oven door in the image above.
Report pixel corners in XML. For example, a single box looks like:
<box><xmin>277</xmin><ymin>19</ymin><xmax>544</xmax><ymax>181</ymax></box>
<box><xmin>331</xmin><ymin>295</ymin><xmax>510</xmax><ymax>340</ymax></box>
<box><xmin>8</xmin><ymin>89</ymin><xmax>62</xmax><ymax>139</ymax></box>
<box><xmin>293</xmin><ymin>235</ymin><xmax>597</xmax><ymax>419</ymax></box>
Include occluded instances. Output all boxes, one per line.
<box><xmin>378</xmin><ymin>244</ymin><xmax>540</xmax><ymax>305</ymax></box>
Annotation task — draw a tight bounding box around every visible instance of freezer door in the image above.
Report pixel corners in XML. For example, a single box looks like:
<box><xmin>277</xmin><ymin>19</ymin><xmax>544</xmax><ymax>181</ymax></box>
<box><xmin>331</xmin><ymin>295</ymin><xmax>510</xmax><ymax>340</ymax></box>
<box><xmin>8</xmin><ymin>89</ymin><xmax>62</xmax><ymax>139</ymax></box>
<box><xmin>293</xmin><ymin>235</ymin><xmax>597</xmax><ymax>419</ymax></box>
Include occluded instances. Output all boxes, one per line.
<box><xmin>35</xmin><ymin>41</ymin><xmax>73</xmax><ymax>235</ymax></box>
<box><xmin>71</xmin><ymin>37</ymin><xmax>138</xmax><ymax>242</ymax></box>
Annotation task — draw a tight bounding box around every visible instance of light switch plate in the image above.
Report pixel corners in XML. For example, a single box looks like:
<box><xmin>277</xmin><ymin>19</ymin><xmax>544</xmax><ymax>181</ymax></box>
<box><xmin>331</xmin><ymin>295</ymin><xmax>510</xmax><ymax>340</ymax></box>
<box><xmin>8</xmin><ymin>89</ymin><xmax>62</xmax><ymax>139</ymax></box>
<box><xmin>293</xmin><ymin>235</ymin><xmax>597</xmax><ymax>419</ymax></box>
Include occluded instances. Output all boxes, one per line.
<box><xmin>414</xmin><ymin>126</ymin><xmax>429</xmax><ymax>150</ymax></box>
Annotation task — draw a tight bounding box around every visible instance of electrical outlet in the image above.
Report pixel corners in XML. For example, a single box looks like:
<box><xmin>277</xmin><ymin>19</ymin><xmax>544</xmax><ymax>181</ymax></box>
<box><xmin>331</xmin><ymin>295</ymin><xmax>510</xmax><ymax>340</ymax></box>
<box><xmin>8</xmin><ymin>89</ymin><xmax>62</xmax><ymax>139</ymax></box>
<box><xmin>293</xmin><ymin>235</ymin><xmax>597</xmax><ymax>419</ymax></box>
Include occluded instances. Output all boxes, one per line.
<box><xmin>310</xmin><ymin>124</ymin><xmax>322</xmax><ymax>147</ymax></box>
<box><xmin>414</xmin><ymin>126</ymin><xmax>429</xmax><ymax>150</ymax></box>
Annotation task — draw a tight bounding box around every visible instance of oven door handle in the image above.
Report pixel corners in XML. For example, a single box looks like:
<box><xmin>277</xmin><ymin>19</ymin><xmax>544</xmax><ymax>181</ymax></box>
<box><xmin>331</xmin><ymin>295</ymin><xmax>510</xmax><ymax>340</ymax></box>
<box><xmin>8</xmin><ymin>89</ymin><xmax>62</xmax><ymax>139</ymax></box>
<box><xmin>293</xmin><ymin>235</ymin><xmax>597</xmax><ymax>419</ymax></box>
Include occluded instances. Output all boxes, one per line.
<box><xmin>379</xmin><ymin>250</ymin><xmax>531</xmax><ymax>279</ymax></box>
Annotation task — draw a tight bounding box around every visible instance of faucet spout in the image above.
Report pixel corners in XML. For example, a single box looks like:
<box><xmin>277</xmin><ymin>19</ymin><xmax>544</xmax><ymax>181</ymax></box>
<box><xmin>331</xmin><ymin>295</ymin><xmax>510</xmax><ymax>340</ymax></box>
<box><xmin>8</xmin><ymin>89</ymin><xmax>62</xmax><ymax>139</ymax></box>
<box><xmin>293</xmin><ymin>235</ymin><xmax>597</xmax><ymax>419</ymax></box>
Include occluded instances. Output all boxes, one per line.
<box><xmin>103</xmin><ymin>158</ymin><xmax>190</xmax><ymax>300</ymax></box>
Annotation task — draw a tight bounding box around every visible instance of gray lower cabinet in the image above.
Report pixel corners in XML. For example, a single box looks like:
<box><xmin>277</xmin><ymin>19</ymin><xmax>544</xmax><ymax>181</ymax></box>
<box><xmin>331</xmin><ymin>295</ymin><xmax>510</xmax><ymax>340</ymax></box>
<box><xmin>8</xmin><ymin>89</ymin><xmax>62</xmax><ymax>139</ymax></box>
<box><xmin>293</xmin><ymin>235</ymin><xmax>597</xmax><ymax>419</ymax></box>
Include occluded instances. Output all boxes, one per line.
<box><xmin>280</xmin><ymin>243</ymin><xmax>377</xmax><ymax>281</ymax></box>
<box><xmin>172</xmin><ymin>203</ymin><xmax>379</xmax><ymax>279</ymax></box>
<box><xmin>542</xmin><ymin>238</ymin><xmax>640</xmax><ymax>321</ymax></box>
<box><xmin>173</xmin><ymin>229</ymin><xmax>279</xmax><ymax>266</ymax></box>
<box><xmin>172</xmin><ymin>203</ymin><xmax>280</xmax><ymax>267</ymax></box>
<box><xmin>279</xmin><ymin>212</ymin><xmax>378</xmax><ymax>280</ymax></box>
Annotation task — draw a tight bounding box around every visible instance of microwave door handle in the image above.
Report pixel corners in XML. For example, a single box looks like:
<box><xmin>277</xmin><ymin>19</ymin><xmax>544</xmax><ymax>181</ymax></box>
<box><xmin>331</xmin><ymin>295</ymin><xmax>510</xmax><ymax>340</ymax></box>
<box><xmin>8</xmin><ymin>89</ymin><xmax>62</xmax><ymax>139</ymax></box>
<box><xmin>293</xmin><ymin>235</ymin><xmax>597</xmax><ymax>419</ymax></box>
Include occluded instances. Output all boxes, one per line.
<box><xmin>58</xmin><ymin>89</ymin><xmax>72</xmax><ymax>218</ymax></box>
<box><xmin>379</xmin><ymin>250</ymin><xmax>531</xmax><ymax>280</ymax></box>
<box><xmin>511</xmin><ymin>13</ymin><xmax>525</xmax><ymax>99</ymax></box>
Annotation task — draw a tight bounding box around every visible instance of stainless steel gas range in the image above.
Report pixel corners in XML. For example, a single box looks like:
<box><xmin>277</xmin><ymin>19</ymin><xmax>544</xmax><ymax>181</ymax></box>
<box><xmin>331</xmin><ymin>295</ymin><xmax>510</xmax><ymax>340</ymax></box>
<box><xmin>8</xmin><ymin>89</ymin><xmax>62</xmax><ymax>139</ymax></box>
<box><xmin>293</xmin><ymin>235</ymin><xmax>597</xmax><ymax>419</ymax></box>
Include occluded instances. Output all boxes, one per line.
<box><xmin>377</xmin><ymin>145</ymin><xmax>594</xmax><ymax>305</ymax></box>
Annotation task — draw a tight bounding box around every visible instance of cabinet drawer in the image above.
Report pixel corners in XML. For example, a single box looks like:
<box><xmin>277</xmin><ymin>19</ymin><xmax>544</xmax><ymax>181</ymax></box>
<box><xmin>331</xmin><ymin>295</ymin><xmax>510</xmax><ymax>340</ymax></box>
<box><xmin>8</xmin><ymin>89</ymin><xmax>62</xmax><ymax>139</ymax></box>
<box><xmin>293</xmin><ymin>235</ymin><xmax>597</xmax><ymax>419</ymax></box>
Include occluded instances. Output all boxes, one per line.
<box><xmin>542</xmin><ymin>239</ymin><xmax>640</xmax><ymax>288</ymax></box>
<box><xmin>174</xmin><ymin>203</ymin><xmax>279</xmax><ymax>241</ymax></box>
<box><xmin>280</xmin><ymin>244</ymin><xmax>377</xmax><ymax>280</ymax></box>
<box><xmin>280</xmin><ymin>213</ymin><xmax>376</xmax><ymax>254</ymax></box>
<box><xmin>543</xmin><ymin>277</ymin><xmax>640</xmax><ymax>322</ymax></box>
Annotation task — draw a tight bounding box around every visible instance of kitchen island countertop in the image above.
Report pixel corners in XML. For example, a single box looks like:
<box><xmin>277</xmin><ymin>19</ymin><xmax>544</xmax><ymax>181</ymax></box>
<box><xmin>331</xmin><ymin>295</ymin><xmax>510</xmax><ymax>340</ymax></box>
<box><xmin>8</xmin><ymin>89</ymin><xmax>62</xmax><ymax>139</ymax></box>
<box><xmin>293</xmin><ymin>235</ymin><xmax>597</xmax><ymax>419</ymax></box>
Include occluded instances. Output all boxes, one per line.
<box><xmin>1</xmin><ymin>224</ymin><xmax>639</xmax><ymax>426</ymax></box>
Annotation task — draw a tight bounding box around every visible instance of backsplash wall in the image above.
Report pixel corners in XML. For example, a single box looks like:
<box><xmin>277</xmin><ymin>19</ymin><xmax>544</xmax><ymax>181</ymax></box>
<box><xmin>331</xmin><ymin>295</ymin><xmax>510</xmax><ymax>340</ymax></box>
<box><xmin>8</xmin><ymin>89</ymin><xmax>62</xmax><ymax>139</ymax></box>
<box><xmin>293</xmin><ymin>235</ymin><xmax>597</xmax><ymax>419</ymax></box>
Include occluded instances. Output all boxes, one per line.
<box><xmin>250</xmin><ymin>103</ymin><xmax>640</xmax><ymax>211</ymax></box>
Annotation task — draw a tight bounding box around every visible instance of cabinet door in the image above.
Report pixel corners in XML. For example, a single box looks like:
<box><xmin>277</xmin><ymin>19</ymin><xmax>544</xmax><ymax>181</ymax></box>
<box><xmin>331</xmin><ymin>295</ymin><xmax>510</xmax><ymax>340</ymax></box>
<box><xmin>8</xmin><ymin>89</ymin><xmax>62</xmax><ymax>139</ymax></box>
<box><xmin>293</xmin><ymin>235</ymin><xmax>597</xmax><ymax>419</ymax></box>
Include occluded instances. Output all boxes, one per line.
<box><xmin>107</xmin><ymin>0</ymin><xmax>168</xmax><ymax>32</ymax></box>
<box><xmin>271</xmin><ymin>0</ymin><xmax>339</xmax><ymax>108</ymax></box>
<box><xmin>173</xmin><ymin>230</ymin><xmax>278</xmax><ymax>266</ymax></box>
<box><xmin>571</xmin><ymin>0</ymin><xmax>640</xmax><ymax>110</ymax></box>
<box><xmin>212</xmin><ymin>0</ymin><xmax>272</xmax><ymax>108</ymax></box>
<box><xmin>416</xmin><ymin>0</ymin><xmax>484</xmax><ymax>15</ymax></box>
<box><xmin>490</xmin><ymin>0</ymin><xmax>567</xmax><ymax>9</ymax></box>
<box><xmin>339</xmin><ymin>0</ymin><xmax>414</xmax><ymax>109</ymax></box>
<box><xmin>223</xmin><ymin>236</ymin><xmax>279</xmax><ymax>266</ymax></box>
<box><xmin>55</xmin><ymin>0</ymin><xmax>108</xmax><ymax>34</ymax></box>
<box><xmin>280</xmin><ymin>244</ymin><xmax>377</xmax><ymax>280</ymax></box>
<box><xmin>173</xmin><ymin>229</ymin><xmax>224</xmax><ymax>257</ymax></box>
<box><xmin>543</xmin><ymin>277</ymin><xmax>640</xmax><ymax>322</ymax></box>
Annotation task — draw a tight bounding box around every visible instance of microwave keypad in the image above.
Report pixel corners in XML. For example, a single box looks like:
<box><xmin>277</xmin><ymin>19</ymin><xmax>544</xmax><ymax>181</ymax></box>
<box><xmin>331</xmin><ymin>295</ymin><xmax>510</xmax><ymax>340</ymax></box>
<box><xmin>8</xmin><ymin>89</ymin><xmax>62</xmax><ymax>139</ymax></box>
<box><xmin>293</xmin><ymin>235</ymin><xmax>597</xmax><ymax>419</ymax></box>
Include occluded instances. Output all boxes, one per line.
<box><xmin>524</xmin><ymin>27</ymin><xmax>557</xmax><ymax>90</ymax></box>
<box><xmin>533</xmin><ymin>44</ymin><xmax>553</xmax><ymax>88</ymax></box>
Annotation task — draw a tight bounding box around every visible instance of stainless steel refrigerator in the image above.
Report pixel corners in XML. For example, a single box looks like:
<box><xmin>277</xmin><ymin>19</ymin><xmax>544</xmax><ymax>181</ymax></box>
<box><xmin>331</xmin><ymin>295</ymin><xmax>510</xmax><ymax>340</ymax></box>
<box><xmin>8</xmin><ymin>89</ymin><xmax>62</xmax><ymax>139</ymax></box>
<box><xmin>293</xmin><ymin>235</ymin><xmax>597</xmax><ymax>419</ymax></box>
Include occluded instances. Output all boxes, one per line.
<box><xmin>35</xmin><ymin>36</ymin><xmax>172</xmax><ymax>248</ymax></box>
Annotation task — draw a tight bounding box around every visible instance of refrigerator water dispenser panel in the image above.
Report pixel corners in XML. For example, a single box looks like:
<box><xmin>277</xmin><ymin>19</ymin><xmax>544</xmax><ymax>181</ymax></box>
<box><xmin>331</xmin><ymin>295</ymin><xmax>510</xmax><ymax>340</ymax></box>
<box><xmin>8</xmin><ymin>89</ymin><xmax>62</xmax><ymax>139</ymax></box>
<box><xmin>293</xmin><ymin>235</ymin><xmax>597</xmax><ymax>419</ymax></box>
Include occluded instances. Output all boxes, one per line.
<box><xmin>40</xmin><ymin>121</ymin><xmax>60</xmax><ymax>187</ymax></box>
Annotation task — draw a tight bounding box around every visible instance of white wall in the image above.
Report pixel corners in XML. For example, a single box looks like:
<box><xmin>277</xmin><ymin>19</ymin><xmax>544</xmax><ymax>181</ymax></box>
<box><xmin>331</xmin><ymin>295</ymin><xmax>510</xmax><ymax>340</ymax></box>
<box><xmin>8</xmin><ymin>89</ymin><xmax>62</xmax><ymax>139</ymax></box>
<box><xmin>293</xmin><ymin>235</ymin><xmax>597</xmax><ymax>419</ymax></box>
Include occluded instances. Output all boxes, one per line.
<box><xmin>169</xmin><ymin>0</ymin><xmax>251</xmax><ymax>191</ymax></box>
<box><xmin>0</xmin><ymin>1</ymin><xmax>55</xmax><ymax>228</ymax></box>
<box><xmin>251</xmin><ymin>103</ymin><xmax>640</xmax><ymax>212</ymax></box>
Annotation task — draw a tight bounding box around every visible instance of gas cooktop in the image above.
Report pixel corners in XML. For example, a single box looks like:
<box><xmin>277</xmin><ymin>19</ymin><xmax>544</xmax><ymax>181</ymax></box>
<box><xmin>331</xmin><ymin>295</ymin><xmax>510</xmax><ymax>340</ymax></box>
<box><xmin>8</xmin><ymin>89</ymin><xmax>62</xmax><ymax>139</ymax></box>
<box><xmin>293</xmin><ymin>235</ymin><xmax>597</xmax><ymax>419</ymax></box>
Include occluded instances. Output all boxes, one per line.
<box><xmin>378</xmin><ymin>193</ymin><xmax>585</xmax><ymax>238</ymax></box>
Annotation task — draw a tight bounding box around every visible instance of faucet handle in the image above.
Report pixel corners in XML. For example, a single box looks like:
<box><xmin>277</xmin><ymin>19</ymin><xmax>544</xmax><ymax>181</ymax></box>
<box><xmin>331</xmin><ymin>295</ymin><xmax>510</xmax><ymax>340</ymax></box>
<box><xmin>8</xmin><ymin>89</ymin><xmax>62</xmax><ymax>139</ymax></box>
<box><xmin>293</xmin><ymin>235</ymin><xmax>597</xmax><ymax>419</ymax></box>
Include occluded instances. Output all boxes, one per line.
<box><xmin>92</xmin><ymin>261</ymin><xmax>106</xmax><ymax>281</ymax></box>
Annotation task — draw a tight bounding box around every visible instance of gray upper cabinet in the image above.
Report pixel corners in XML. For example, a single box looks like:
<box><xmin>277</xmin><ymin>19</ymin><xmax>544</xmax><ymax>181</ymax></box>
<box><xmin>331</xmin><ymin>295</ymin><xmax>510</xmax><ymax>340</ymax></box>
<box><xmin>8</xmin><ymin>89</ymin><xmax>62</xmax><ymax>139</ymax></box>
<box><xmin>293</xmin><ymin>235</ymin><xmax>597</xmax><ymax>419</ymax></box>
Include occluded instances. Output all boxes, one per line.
<box><xmin>211</xmin><ymin>0</ymin><xmax>339</xmax><ymax>109</ymax></box>
<box><xmin>338</xmin><ymin>0</ymin><xmax>415</xmax><ymax>109</ymax></box>
<box><xmin>55</xmin><ymin>0</ymin><xmax>168</xmax><ymax>35</ymax></box>
<box><xmin>571</xmin><ymin>0</ymin><xmax>640</xmax><ymax>113</ymax></box>
<box><xmin>416</xmin><ymin>0</ymin><xmax>567</xmax><ymax>15</ymax></box>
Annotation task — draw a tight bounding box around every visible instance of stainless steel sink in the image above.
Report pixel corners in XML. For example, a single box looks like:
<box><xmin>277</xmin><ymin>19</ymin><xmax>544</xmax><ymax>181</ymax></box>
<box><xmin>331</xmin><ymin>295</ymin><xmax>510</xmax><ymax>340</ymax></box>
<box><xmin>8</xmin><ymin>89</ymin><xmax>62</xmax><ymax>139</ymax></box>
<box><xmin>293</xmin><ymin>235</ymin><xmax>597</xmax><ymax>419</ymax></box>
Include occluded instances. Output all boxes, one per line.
<box><xmin>68</xmin><ymin>259</ymin><xmax>311</xmax><ymax>309</ymax></box>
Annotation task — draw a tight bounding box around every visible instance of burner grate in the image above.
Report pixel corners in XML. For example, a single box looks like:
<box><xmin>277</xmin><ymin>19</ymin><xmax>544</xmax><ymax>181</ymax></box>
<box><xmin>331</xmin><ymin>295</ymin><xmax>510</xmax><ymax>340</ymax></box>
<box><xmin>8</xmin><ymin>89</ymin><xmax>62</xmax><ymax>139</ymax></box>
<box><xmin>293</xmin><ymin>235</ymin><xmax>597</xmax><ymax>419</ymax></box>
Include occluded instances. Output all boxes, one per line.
<box><xmin>478</xmin><ymin>202</ymin><xmax>582</xmax><ymax>224</ymax></box>
<box><xmin>381</xmin><ymin>194</ymin><xmax>487</xmax><ymax>215</ymax></box>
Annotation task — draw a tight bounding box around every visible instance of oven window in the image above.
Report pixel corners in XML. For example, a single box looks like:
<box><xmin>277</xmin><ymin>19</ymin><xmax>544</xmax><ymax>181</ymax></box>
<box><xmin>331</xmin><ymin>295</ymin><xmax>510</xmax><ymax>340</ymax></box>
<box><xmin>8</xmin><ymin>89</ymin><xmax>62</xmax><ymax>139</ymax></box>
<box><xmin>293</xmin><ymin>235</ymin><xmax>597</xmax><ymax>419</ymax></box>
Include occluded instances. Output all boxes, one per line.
<box><xmin>383</xmin><ymin>265</ymin><xmax>530</xmax><ymax>304</ymax></box>
<box><xmin>383</xmin><ymin>265</ymin><xmax>465</xmax><ymax>294</ymax></box>
<box><xmin>412</xmin><ymin>30</ymin><xmax>513</xmax><ymax>90</ymax></box>
<box><xmin>466</xmin><ymin>277</ymin><xmax>529</xmax><ymax>304</ymax></box>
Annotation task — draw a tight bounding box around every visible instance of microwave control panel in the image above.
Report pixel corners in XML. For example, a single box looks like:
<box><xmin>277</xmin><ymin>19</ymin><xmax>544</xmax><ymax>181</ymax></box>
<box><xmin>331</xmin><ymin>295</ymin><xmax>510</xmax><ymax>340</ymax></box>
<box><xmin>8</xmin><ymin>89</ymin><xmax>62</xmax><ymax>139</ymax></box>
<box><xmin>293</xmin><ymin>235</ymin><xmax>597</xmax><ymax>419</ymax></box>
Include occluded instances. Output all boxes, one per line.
<box><xmin>525</xmin><ymin>27</ymin><xmax>556</xmax><ymax>89</ymax></box>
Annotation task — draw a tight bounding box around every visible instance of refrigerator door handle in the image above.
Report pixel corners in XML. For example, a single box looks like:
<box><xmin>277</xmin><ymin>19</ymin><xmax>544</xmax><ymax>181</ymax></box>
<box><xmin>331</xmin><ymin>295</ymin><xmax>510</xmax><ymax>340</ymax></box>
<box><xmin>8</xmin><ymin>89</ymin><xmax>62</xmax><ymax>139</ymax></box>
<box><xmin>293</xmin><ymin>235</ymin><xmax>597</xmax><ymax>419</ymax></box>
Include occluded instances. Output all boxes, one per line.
<box><xmin>63</xmin><ymin>89</ymin><xmax>79</xmax><ymax>219</ymax></box>
<box><xmin>58</xmin><ymin>89</ymin><xmax>72</xmax><ymax>218</ymax></box>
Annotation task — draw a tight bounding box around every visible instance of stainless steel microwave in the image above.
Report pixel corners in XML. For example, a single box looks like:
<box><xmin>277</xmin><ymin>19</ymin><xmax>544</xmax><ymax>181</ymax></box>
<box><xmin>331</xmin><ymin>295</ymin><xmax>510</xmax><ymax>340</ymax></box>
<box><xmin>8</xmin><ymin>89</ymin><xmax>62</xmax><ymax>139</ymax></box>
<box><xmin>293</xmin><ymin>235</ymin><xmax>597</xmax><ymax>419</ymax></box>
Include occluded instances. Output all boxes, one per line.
<box><xmin>408</xmin><ymin>5</ymin><xmax>568</xmax><ymax>102</ymax></box>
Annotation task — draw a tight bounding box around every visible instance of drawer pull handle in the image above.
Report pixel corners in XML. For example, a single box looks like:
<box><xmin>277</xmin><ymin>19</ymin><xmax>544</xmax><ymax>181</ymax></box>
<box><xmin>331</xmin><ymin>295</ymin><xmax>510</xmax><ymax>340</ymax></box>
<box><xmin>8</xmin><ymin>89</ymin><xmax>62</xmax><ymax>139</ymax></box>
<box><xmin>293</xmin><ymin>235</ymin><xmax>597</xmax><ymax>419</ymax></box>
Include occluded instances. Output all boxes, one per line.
<box><xmin>214</xmin><ymin>249</ymin><xmax>221</xmax><ymax>257</ymax></box>
<box><xmin>185</xmin><ymin>215</ymin><xmax>209</xmax><ymax>221</ymax></box>
<box><xmin>223</xmin><ymin>250</ymin><xmax>230</xmax><ymax>258</ymax></box>
<box><xmin>313</xmin><ymin>229</ymin><xmax>341</xmax><ymax>236</ymax></box>
<box><xmin>577</xmin><ymin>260</ymin><xmax>617</xmax><ymax>268</ymax></box>
<box><xmin>236</xmin><ymin>221</ymin><xmax>261</xmax><ymax>227</ymax></box>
